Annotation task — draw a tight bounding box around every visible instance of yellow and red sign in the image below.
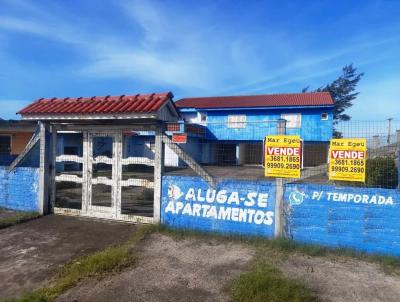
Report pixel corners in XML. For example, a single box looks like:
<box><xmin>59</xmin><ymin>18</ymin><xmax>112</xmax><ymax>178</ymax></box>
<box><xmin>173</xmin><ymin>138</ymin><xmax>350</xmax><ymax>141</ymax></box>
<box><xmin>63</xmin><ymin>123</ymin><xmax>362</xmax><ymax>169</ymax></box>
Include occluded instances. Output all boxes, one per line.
<box><xmin>329</xmin><ymin>138</ymin><xmax>367</xmax><ymax>182</ymax></box>
<box><xmin>264</xmin><ymin>135</ymin><xmax>301</xmax><ymax>178</ymax></box>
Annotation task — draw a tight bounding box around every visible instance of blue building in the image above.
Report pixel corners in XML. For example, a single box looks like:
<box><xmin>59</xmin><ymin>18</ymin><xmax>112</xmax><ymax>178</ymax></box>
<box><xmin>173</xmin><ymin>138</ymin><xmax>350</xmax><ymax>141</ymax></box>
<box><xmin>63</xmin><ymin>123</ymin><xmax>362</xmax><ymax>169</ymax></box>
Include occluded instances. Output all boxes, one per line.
<box><xmin>173</xmin><ymin>92</ymin><xmax>334</xmax><ymax>166</ymax></box>
<box><xmin>48</xmin><ymin>92</ymin><xmax>334</xmax><ymax>168</ymax></box>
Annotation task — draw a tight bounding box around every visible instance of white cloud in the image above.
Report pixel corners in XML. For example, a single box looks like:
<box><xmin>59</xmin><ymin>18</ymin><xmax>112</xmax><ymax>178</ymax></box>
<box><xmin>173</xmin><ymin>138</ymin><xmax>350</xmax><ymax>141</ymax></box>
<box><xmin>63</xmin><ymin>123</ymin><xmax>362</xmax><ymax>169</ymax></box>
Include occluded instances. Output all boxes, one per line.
<box><xmin>0</xmin><ymin>0</ymin><xmax>399</xmax><ymax>121</ymax></box>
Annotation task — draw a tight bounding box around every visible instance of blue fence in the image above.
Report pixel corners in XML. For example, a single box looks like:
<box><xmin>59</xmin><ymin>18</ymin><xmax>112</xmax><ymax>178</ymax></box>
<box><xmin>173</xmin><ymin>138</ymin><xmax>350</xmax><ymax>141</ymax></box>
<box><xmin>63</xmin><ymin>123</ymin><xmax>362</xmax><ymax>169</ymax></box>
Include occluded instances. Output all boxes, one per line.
<box><xmin>161</xmin><ymin>177</ymin><xmax>400</xmax><ymax>257</ymax></box>
<box><xmin>0</xmin><ymin>166</ymin><xmax>40</xmax><ymax>212</ymax></box>
<box><xmin>161</xmin><ymin>176</ymin><xmax>276</xmax><ymax>237</ymax></box>
<box><xmin>284</xmin><ymin>184</ymin><xmax>400</xmax><ymax>256</ymax></box>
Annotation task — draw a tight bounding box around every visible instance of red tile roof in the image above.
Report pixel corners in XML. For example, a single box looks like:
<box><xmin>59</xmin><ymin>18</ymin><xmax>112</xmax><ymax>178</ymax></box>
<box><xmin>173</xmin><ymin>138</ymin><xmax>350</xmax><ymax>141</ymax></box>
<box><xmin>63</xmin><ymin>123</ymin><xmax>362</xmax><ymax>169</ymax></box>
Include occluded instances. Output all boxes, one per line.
<box><xmin>175</xmin><ymin>92</ymin><xmax>334</xmax><ymax>109</ymax></box>
<box><xmin>18</xmin><ymin>92</ymin><xmax>173</xmax><ymax>115</ymax></box>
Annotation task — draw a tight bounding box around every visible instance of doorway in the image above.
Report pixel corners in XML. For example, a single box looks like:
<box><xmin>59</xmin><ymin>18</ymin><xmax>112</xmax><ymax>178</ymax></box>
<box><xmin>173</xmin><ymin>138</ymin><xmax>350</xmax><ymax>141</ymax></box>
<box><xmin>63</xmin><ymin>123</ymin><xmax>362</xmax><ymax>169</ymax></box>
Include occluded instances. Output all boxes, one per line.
<box><xmin>54</xmin><ymin>130</ymin><xmax>154</xmax><ymax>223</ymax></box>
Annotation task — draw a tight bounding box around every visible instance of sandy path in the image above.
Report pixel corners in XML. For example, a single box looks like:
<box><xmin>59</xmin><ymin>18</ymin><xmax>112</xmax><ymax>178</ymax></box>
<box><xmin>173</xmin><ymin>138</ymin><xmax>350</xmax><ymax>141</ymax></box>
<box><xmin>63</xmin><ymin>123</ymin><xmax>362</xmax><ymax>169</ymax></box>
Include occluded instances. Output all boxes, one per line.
<box><xmin>57</xmin><ymin>233</ymin><xmax>254</xmax><ymax>302</ymax></box>
<box><xmin>280</xmin><ymin>254</ymin><xmax>400</xmax><ymax>302</ymax></box>
<box><xmin>57</xmin><ymin>233</ymin><xmax>400</xmax><ymax>302</ymax></box>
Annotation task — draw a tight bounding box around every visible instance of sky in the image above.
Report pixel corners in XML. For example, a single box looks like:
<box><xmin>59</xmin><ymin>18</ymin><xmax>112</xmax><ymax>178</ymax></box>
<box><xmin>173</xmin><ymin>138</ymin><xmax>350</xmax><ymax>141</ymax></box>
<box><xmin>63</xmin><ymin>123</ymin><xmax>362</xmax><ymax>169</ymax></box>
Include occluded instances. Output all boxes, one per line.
<box><xmin>0</xmin><ymin>0</ymin><xmax>399</xmax><ymax>120</ymax></box>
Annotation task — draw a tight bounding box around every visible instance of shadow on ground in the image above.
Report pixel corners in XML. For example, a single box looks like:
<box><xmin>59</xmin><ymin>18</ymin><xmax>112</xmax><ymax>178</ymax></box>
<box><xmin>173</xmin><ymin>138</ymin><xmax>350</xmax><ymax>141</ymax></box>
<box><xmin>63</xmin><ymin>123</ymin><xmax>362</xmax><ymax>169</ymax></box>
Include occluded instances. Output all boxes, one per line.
<box><xmin>0</xmin><ymin>215</ymin><xmax>136</xmax><ymax>300</ymax></box>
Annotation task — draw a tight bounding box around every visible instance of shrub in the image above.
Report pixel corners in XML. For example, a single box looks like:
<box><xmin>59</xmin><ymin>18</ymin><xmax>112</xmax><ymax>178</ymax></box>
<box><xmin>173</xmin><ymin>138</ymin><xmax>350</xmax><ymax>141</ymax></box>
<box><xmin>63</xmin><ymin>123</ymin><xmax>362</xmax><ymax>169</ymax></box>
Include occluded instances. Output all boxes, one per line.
<box><xmin>366</xmin><ymin>156</ymin><xmax>398</xmax><ymax>189</ymax></box>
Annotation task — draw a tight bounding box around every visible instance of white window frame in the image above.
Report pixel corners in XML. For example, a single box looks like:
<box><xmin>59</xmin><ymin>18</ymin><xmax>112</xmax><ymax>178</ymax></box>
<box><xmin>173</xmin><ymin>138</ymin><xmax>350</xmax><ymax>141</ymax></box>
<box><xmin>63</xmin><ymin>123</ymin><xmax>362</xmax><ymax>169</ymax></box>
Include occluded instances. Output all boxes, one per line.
<box><xmin>281</xmin><ymin>113</ymin><xmax>301</xmax><ymax>128</ymax></box>
<box><xmin>227</xmin><ymin>115</ymin><xmax>247</xmax><ymax>129</ymax></box>
<box><xmin>321</xmin><ymin>113</ymin><xmax>328</xmax><ymax>120</ymax></box>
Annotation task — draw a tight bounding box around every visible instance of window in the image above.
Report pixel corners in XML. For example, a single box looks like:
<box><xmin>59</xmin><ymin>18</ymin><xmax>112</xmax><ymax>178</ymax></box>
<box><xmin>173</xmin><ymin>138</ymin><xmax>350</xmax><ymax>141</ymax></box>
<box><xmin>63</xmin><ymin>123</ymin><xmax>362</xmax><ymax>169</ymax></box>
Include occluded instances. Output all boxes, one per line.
<box><xmin>321</xmin><ymin>113</ymin><xmax>328</xmax><ymax>120</ymax></box>
<box><xmin>0</xmin><ymin>135</ymin><xmax>11</xmax><ymax>155</ymax></box>
<box><xmin>227</xmin><ymin>115</ymin><xmax>246</xmax><ymax>128</ymax></box>
<box><xmin>198</xmin><ymin>112</ymin><xmax>207</xmax><ymax>123</ymax></box>
<box><xmin>281</xmin><ymin>113</ymin><xmax>301</xmax><ymax>128</ymax></box>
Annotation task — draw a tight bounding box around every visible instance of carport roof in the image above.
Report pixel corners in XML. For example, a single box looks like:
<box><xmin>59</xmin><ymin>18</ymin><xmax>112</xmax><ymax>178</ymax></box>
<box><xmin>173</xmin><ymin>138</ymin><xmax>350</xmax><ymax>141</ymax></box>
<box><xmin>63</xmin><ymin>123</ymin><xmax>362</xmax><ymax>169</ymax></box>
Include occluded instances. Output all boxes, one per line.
<box><xmin>18</xmin><ymin>92</ymin><xmax>180</xmax><ymax>121</ymax></box>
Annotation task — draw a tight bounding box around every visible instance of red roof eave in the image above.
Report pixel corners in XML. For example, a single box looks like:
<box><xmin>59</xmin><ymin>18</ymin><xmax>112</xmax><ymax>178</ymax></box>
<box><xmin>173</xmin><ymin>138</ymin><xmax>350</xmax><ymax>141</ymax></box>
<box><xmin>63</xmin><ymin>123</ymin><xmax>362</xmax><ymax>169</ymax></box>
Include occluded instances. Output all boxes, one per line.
<box><xmin>175</xmin><ymin>92</ymin><xmax>334</xmax><ymax>109</ymax></box>
<box><xmin>18</xmin><ymin>92</ymin><xmax>174</xmax><ymax>116</ymax></box>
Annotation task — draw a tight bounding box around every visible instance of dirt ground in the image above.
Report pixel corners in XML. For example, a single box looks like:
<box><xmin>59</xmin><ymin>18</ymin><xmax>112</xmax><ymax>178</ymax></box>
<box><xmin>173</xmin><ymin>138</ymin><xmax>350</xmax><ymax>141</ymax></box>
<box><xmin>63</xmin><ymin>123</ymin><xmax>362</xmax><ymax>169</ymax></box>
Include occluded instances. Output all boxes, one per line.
<box><xmin>280</xmin><ymin>254</ymin><xmax>400</xmax><ymax>302</ymax></box>
<box><xmin>0</xmin><ymin>208</ymin><xmax>22</xmax><ymax>221</ymax></box>
<box><xmin>0</xmin><ymin>215</ymin><xmax>136</xmax><ymax>300</ymax></box>
<box><xmin>57</xmin><ymin>233</ymin><xmax>400</xmax><ymax>302</ymax></box>
<box><xmin>56</xmin><ymin>233</ymin><xmax>255</xmax><ymax>302</ymax></box>
<box><xmin>3</xmin><ymin>218</ymin><xmax>400</xmax><ymax>302</ymax></box>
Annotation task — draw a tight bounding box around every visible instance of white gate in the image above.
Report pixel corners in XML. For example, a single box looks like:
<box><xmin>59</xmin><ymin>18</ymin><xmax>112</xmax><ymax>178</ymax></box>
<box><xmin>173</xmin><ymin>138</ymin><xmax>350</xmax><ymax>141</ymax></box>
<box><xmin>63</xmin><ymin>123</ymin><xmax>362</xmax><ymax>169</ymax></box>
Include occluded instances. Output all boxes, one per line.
<box><xmin>54</xmin><ymin>130</ymin><xmax>154</xmax><ymax>223</ymax></box>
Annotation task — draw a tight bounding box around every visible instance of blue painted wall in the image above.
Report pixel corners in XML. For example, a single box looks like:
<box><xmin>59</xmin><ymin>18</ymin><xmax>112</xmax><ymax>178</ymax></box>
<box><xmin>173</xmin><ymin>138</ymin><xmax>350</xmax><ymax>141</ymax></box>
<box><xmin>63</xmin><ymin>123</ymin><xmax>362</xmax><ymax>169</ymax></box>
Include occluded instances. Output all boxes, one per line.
<box><xmin>161</xmin><ymin>176</ymin><xmax>276</xmax><ymax>237</ymax></box>
<box><xmin>284</xmin><ymin>184</ymin><xmax>400</xmax><ymax>256</ymax></box>
<box><xmin>182</xmin><ymin>107</ymin><xmax>333</xmax><ymax>142</ymax></box>
<box><xmin>0</xmin><ymin>166</ymin><xmax>39</xmax><ymax>212</ymax></box>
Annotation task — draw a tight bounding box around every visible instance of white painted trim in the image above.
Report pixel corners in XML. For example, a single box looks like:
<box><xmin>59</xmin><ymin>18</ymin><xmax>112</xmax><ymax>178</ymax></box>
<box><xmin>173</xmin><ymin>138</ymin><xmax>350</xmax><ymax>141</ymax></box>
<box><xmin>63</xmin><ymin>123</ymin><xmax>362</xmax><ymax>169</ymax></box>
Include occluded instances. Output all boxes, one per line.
<box><xmin>120</xmin><ymin>178</ymin><xmax>154</xmax><ymax>188</ymax></box>
<box><xmin>121</xmin><ymin>157</ymin><xmax>154</xmax><ymax>166</ymax></box>
<box><xmin>55</xmin><ymin>174</ymin><xmax>83</xmax><ymax>183</ymax></box>
<box><xmin>54</xmin><ymin>207</ymin><xmax>153</xmax><ymax>224</ymax></box>
<box><xmin>92</xmin><ymin>155</ymin><xmax>113</xmax><ymax>165</ymax></box>
<box><xmin>91</xmin><ymin>176</ymin><xmax>113</xmax><ymax>186</ymax></box>
<box><xmin>56</xmin><ymin>154</ymin><xmax>84</xmax><ymax>163</ymax></box>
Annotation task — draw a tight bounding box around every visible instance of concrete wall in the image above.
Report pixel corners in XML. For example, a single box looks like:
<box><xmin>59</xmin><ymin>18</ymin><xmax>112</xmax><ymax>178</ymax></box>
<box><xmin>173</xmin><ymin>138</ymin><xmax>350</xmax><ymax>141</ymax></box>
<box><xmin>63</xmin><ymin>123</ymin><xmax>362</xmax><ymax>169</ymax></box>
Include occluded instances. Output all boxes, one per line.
<box><xmin>284</xmin><ymin>184</ymin><xmax>400</xmax><ymax>256</ymax></box>
<box><xmin>161</xmin><ymin>176</ymin><xmax>276</xmax><ymax>237</ymax></box>
<box><xmin>161</xmin><ymin>177</ymin><xmax>400</xmax><ymax>256</ymax></box>
<box><xmin>0</xmin><ymin>166</ymin><xmax>40</xmax><ymax>212</ymax></box>
<box><xmin>182</xmin><ymin>107</ymin><xmax>334</xmax><ymax>142</ymax></box>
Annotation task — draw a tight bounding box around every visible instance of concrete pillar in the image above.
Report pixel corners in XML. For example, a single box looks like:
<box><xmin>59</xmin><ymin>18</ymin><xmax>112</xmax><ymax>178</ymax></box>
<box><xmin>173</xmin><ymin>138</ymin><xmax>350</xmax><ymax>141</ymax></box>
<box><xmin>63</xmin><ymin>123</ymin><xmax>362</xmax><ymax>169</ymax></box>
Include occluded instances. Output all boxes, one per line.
<box><xmin>153</xmin><ymin>124</ymin><xmax>164</xmax><ymax>223</ymax></box>
<box><xmin>372</xmin><ymin>135</ymin><xmax>380</xmax><ymax>148</ymax></box>
<box><xmin>274</xmin><ymin>118</ymin><xmax>286</xmax><ymax>238</ymax></box>
<box><xmin>49</xmin><ymin>126</ymin><xmax>57</xmax><ymax>212</ymax></box>
<box><xmin>396</xmin><ymin>130</ymin><xmax>400</xmax><ymax>143</ymax></box>
<box><xmin>38</xmin><ymin>122</ymin><xmax>49</xmax><ymax>215</ymax></box>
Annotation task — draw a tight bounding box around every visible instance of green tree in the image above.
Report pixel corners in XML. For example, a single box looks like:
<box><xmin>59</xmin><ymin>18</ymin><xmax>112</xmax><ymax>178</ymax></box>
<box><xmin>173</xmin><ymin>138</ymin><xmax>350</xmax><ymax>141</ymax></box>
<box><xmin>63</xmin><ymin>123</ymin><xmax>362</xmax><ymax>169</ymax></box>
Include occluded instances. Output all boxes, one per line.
<box><xmin>303</xmin><ymin>64</ymin><xmax>364</xmax><ymax>136</ymax></box>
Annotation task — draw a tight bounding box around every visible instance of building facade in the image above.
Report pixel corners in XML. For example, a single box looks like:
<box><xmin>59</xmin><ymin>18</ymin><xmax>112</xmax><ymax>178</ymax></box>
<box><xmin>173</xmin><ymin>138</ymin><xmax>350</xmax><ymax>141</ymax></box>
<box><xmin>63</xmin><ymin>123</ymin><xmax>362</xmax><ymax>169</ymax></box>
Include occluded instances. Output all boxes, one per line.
<box><xmin>172</xmin><ymin>92</ymin><xmax>334</xmax><ymax>166</ymax></box>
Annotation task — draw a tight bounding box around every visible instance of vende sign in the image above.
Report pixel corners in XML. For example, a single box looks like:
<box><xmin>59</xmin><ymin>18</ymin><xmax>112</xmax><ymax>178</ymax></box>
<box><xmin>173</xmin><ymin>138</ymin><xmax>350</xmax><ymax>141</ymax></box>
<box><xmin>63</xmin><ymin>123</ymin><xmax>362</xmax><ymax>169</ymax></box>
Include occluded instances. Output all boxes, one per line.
<box><xmin>267</xmin><ymin>147</ymin><xmax>300</xmax><ymax>156</ymax></box>
<box><xmin>331</xmin><ymin>150</ymin><xmax>365</xmax><ymax>159</ymax></box>
<box><xmin>264</xmin><ymin>135</ymin><xmax>301</xmax><ymax>179</ymax></box>
<box><xmin>329</xmin><ymin>138</ymin><xmax>367</xmax><ymax>182</ymax></box>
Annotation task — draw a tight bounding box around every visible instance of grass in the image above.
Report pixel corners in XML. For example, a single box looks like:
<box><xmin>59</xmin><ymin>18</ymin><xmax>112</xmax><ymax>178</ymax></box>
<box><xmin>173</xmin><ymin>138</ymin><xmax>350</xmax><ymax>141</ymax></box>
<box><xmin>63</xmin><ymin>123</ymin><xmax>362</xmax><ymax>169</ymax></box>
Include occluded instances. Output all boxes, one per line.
<box><xmin>6</xmin><ymin>224</ymin><xmax>156</xmax><ymax>302</ymax></box>
<box><xmin>157</xmin><ymin>225</ymin><xmax>400</xmax><ymax>275</ymax></box>
<box><xmin>158</xmin><ymin>224</ymin><xmax>400</xmax><ymax>287</ymax></box>
<box><xmin>0</xmin><ymin>209</ymin><xmax>40</xmax><ymax>229</ymax></box>
<box><xmin>231</xmin><ymin>250</ymin><xmax>317</xmax><ymax>302</ymax></box>
<box><xmin>6</xmin><ymin>224</ymin><xmax>400</xmax><ymax>302</ymax></box>
<box><xmin>157</xmin><ymin>226</ymin><xmax>317</xmax><ymax>301</ymax></box>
